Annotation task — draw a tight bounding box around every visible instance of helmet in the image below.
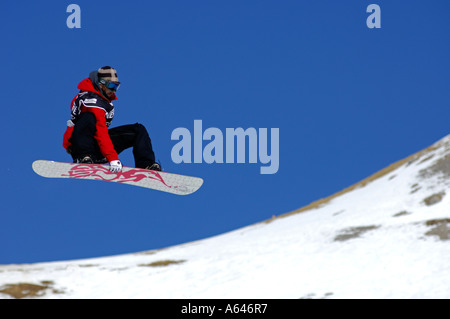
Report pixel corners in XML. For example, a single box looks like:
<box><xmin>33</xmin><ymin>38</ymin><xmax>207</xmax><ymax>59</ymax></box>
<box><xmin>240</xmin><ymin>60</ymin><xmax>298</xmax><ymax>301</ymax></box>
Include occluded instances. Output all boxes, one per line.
<box><xmin>97</xmin><ymin>66</ymin><xmax>120</xmax><ymax>92</ymax></box>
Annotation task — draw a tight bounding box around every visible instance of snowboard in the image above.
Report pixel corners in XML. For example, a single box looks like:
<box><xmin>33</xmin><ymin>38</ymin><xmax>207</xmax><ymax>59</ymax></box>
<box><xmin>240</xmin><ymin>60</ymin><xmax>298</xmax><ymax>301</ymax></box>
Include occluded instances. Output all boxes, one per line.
<box><xmin>32</xmin><ymin>160</ymin><xmax>203</xmax><ymax>195</ymax></box>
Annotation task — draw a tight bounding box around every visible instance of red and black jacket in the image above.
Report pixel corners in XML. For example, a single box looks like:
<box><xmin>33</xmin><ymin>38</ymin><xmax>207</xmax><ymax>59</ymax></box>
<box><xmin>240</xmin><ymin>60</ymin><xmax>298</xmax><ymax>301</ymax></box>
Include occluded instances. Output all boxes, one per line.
<box><xmin>63</xmin><ymin>77</ymin><xmax>119</xmax><ymax>162</ymax></box>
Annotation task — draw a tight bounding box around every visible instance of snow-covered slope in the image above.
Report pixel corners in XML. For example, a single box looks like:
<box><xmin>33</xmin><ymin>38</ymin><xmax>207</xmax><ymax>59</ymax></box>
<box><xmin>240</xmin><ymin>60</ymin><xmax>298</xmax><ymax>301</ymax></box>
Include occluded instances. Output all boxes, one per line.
<box><xmin>1</xmin><ymin>136</ymin><xmax>450</xmax><ymax>299</ymax></box>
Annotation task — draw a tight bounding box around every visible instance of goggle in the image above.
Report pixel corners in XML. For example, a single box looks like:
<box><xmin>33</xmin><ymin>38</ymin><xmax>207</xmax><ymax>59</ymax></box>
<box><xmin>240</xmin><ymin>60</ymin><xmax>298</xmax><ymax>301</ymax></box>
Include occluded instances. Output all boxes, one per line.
<box><xmin>99</xmin><ymin>78</ymin><xmax>121</xmax><ymax>91</ymax></box>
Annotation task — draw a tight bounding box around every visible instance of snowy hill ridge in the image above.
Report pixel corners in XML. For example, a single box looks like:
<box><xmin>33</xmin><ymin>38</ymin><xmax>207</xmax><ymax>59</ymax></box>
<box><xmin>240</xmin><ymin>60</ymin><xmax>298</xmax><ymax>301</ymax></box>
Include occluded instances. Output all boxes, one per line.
<box><xmin>1</xmin><ymin>136</ymin><xmax>450</xmax><ymax>299</ymax></box>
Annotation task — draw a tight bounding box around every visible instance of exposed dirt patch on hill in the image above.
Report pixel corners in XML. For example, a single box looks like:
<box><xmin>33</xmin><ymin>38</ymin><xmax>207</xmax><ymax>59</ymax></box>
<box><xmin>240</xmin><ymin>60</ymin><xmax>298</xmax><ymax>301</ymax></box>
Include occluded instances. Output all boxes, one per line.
<box><xmin>424</xmin><ymin>219</ymin><xmax>450</xmax><ymax>241</ymax></box>
<box><xmin>333</xmin><ymin>225</ymin><xmax>381</xmax><ymax>242</ymax></box>
<box><xmin>0</xmin><ymin>281</ymin><xmax>64</xmax><ymax>299</ymax></box>
<box><xmin>138</xmin><ymin>259</ymin><xmax>186</xmax><ymax>267</ymax></box>
<box><xmin>423</xmin><ymin>192</ymin><xmax>446</xmax><ymax>206</ymax></box>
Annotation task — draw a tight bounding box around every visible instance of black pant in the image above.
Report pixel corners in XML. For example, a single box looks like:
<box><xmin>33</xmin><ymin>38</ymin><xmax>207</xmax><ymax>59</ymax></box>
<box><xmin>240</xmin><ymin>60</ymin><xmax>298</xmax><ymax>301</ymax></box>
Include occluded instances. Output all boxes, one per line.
<box><xmin>69</xmin><ymin>112</ymin><xmax>156</xmax><ymax>168</ymax></box>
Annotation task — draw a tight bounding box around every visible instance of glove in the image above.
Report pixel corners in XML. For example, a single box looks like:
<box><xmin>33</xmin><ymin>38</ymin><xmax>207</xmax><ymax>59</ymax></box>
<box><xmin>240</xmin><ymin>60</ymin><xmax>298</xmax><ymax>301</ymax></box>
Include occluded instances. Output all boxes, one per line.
<box><xmin>109</xmin><ymin>160</ymin><xmax>122</xmax><ymax>173</ymax></box>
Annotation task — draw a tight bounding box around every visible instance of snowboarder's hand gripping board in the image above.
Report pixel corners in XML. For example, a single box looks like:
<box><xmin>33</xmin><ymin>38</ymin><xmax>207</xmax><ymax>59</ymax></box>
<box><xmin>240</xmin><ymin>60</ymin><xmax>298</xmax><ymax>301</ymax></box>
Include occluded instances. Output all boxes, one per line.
<box><xmin>109</xmin><ymin>160</ymin><xmax>122</xmax><ymax>173</ymax></box>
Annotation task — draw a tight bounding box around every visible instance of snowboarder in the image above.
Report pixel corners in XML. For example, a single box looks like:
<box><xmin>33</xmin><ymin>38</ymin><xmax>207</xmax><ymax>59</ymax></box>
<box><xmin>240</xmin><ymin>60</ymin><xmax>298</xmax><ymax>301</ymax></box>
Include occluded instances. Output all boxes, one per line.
<box><xmin>62</xmin><ymin>66</ymin><xmax>161</xmax><ymax>173</ymax></box>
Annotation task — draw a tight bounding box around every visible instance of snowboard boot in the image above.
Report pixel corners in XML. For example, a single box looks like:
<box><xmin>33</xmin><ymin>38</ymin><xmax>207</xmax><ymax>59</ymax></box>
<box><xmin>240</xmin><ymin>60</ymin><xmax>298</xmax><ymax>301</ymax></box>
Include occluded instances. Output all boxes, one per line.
<box><xmin>74</xmin><ymin>155</ymin><xmax>108</xmax><ymax>164</ymax></box>
<box><xmin>76</xmin><ymin>155</ymin><xmax>94</xmax><ymax>164</ymax></box>
<box><xmin>145</xmin><ymin>162</ymin><xmax>162</xmax><ymax>171</ymax></box>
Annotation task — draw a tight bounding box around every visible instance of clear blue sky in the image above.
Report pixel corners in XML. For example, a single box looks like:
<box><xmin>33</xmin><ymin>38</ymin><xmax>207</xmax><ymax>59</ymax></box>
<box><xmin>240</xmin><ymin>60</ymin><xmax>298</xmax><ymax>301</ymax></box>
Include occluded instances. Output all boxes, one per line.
<box><xmin>1</xmin><ymin>1</ymin><xmax>449</xmax><ymax>264</ymax></box>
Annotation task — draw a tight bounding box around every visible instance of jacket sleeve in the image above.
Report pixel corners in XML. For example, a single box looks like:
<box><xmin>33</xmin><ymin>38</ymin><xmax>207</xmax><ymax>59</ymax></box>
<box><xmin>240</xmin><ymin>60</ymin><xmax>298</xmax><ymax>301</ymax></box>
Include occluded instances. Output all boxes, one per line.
<box><xmin>62</xmin><ymin>124</ymin><xmax>74</xmax><ymax>150</ymax></box>
<box><xmin>88</xmin><ymin>107</ymin><xmax>119</xmax><ymax>162</ymax></box>
<box><xmin>63</xmin><ymin>95</ymin><xmax>78</xmax><ymax>150</ymax></box>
